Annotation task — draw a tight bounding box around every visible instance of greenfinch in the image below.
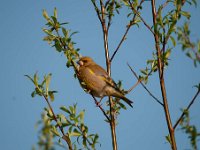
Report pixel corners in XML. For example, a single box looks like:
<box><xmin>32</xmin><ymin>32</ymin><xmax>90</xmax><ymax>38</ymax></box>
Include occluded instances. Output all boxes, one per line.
<box><xmin>77</xmin><ymin>56</ymin><xmax>133</xmax><ymax>108</ymax></box>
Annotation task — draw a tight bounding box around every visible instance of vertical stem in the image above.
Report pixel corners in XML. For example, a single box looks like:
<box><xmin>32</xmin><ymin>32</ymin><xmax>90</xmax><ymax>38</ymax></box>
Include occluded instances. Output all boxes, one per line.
<box><xmin>103</xmin><ymin>29</ymin><xmax>118</xmax><ymax>150</ymax></box>
<box><xmin>92</xmin><ymin>1</ymin><xmax>117</xmax><ymax>149</ymax></box>
<box><xmin>100</xmin><ymin>2</ymin><xmax>117</xmax><ymax>150</ymax></box>
<box><xmin>151</xmin><ymin>0</ymin><xmax>177</xmax><ymax>150</ymax></box>
<box><xmin>103</xmin><ymin>14</ymin><xmax>118</xmax><ymax>150</ymax></box>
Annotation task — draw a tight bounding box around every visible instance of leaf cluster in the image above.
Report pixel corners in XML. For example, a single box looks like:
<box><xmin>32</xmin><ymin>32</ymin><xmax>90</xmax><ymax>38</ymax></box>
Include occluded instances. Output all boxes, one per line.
<box><xmin>43</xmin><ymin>8</ymin><xmax>80</xmax><ymax>69</ymax></box>
<box><xmin>177</xmin><ymin>22</ymin><xmax>200</xmax><ymax>66</ymax></box>
<box><xmin>59</xmin><ymin>105</ymin><xmax>99</xmax><ymax>149</ymax></box>
<box><xmin>26</xmin><ymin>73</ymin><xmax>99</xmax><ymax>150</ymax></box>
<box><xmin>180</xmin><ymin>109</ymin><xmax>200</xmax><ymax>150</ymax></box>
<box><xmin>25</xmin><ymin>73</ymin><xmax>56</xmax><ymax>101</ymax></box>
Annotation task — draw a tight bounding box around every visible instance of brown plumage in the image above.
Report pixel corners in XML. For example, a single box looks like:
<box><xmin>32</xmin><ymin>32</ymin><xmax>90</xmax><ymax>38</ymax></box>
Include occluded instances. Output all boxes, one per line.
<box><xmin>77</xmin><ymin>56</ymin><xmax>133</xmax><ymax>108</ymax></box>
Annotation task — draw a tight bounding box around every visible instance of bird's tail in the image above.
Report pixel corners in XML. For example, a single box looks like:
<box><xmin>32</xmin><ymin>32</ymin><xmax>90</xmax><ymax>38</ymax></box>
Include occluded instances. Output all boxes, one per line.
<box><xmin>121</xmin><ymin>96</ymin><xmax>133</xmax><ymax>108</ymax></box>
<box><xmin>112</xmin><ymin>90</ymin><xmax>133</xmax><ymax>108</ymax></box>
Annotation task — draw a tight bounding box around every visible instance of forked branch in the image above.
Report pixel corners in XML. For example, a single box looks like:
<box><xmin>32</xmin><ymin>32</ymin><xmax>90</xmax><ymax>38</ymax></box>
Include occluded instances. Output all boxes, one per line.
<box><xmin>173</xmin><ymin>89</ymin><xmax>200</xmax><ymax>129</ymax></box>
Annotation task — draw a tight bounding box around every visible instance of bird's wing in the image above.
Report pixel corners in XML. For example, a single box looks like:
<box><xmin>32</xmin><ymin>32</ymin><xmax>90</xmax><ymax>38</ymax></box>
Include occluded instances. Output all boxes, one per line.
<box><xmin>88</xmin><ymin>64</ymin><xmax>118</xmax><ymax>88</ymax></box>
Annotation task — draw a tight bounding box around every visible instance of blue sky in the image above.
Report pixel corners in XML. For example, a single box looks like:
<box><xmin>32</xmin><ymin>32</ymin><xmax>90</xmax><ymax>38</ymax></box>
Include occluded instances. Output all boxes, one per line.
<box><xmin>0</xmin><ymin>0</ymin><xmax>200</xmax><ymax>149</ymax></box>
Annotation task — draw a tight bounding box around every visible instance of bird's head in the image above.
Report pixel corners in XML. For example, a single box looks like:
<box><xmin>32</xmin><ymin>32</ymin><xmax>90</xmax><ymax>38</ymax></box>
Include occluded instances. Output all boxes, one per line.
<box><xmin>77</xmin><ymin>56</ymin><xmax>94</xmax><ymax>66</ymax></box>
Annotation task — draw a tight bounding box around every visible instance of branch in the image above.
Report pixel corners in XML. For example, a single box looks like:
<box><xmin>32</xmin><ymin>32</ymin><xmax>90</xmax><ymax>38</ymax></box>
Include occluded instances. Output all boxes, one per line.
<box><xmin>91</xmin><ymin>1</ymin><xmax>117</xmax><ymax>149</ymax></box>
<box><xmin>151</xmin><ymin>0</ymin><xmax>177</xmax><ymax>149</ymax></box>
<box><xmin>107</xmin><ymin>0</ymin><xmax>115</xmax><ymax>30</ymax></box>
<box><xmin>91</xmin><ymin>0</ymin><xmax>103</xmax><ymax>24</ymax></box>
<box><xmin>160</xmin><ymin>0</ymin><xmax>170</xmax><ymax>10</ymax></box>
<box><xmin>91</xmin><ymin>95</ymin><xmax>111</xmax><ymax>122</ymax></box>
<box><xmin>42</xmin><ymin>94</ymin><xmax>73</xmax><ymax>150</ymax></box>
<box><xmin>127</xmin><ymin>63</ymin><xmax>164</xmax><ymax>106</ymax></box>
<box><xmin>173</xmin><ymin>89</ymin><xmax>200</xmax><ymax>129</ymax></box>
<box><xmin>128</xmin><ymin>0</ymin><xmax>155</xmax><ymax>35</ymax></box>
<box><xmin>110</xmin><ymin>0</ymin><xmax>145</xmax><ymax>62</ymax></box>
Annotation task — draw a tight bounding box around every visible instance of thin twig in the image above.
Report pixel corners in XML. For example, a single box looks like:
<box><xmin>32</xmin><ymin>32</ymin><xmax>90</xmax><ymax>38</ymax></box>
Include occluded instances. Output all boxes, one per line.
<box><xmin>127</xmin><ymin>79</ymin><xmax>141</xmax><ymax>93</ymax></box>
<box><xmin>127</xmin><ymin>63</ymin><xmax>164</xmax><ymax>106</ymax></box>
<box><xmin>173</xmin><ymin>89</ymin><xmax>200</xmax><ymax>129</ymax></box>
<box><xmin>100</xmin><ymin>1</ymin><xmax>118</xmax><ymax>148</ymax></box>
<box><xmin>110</xmin><ymin>0</ymin><xmax>145</xmax><ymax>62</ymax></box>
<box><xmin>91</xmin><ymin>95</ymin><xmax>111</xmax><ymax>122</ymax></box>
<box><xmin>107</xmin><ymin>0</ymin><xmax>115</xmax><ymax>30</ymax></box>
<box><xmin>161</xmin><ymin>27</ymin><xmax>166</xmax><ymax>78</ymax></box>
<box><xmin>91</xmin><ymin>0</ymin><xmax>103</xmax><ymax>24</ymax></box>
<box><xmin>160</xmin><ymin>0</ymin><xmax>170</xmax><ymax>10</ymax></box>
<box><xmin>191</xmin><ymin>47</ymin><xmax>200</xmax><ymax>61</ymax></box>
<box><xmin>55</xmin><ymin>30</ymin><xmax>79</xmax><ymax>73</ymax></box>
<box><xmin>42</xmin><ymin>94</ymin><xmax>73</xmax><ymax>150</ymax></box>
<box><xmin>128</xmin><ymin>0</ymin><xmax>155</xmax><ymax>35</ymax></box>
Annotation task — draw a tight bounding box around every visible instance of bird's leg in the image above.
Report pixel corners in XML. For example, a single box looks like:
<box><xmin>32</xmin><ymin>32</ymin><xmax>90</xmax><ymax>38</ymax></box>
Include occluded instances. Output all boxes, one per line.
<box><xmin>91</xmin><ymin>95</ymin><xmax>102</xmax><ymax>107</ymax></box>
<box><xmin>98</xmin><ymin>97</ymin><xmax>103</xmax><ymax>104</ymax></box>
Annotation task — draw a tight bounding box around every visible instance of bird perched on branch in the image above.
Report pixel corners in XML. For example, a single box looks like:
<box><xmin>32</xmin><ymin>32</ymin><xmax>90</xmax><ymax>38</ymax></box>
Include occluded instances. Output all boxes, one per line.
<box><xmin>77</xmin><ymin>56</ymin><xmax>133</xmax><ymax>108</ymax></box>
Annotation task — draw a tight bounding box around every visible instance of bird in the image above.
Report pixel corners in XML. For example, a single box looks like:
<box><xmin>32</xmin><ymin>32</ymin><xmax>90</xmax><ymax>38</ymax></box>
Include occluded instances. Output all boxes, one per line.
<box><xmin>76</xmin><ymin>56</ymin><xmax>133</xmax><ymax>108</ymax></box>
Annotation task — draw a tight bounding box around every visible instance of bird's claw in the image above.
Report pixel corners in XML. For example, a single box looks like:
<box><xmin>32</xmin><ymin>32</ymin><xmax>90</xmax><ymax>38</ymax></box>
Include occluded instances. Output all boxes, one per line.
<box><xmin>95</xmin><ymin>101</ymin><xmax>102</xmax><ymax>107</ymax></box>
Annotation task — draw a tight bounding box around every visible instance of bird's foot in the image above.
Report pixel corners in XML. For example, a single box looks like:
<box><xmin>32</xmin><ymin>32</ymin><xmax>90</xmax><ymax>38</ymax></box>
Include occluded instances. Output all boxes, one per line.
<box><xmin>95</xmin><ymin>101</ymin><xmax>102</xmax><ymax>107</ymax></box>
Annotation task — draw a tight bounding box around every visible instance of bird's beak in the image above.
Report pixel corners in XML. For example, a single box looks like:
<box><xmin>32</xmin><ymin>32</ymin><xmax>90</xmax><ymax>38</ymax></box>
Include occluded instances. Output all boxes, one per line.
<box><xmin>77</xmin><ymin>60</ymin><xmax>83</xmax><ymax>66</ymax></box>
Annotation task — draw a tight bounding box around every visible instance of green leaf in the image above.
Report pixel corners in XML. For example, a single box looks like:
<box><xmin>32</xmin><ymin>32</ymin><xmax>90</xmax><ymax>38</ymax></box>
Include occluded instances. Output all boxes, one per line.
<box><xmin>35</xmin><ymin>87</ymin><xmax>43</xmax><ymax>96</ymax></box>
<box><xmin>78</xmin><ymin>111</ymin><xmax>85</xmax><ymax>123</ymax></box>
<box><xmin>60</xmin><ymin>22</ymin><xmax>69</xmax><ymax>25</ymax></box>
<box><xmin>192</xmin><ymin>0</ymin><xmax>197</xmax><ymax>7</ymax></box>
<box><xmin>198</xmin><ymin>40</ymin><xmax>200</xmax><ymax>53</ymax></box>
<box><xmin>194</xmin><ymin>83</ymin><xmax>200</xmax><ymax>90</ymax></box>
<box><xmin>54</xmin><ymin>7</ymin><xmax>57</xmax><ymax>18</ymax></box>
<box><xmin>60</xmin><ymin>106</ymin><xmax>71</xmax><ymax>114</ymax></box>
<box><xmin>54</xmin><ymin>38</ymin><xmax>63</xmax><ymax>52</ymax></box>
<box><xmin>165</xmin><ymin>49</ymin><xmax>171</xmax><ymax>59</ymax></box>
<box><xmin>170</xmin><ymin>36</ymin><xmax>176</xmax><ymax>47</ymax></box>
<box><xmin>31</xmin><ymin>91</ymin><xmax>36</xmax><ymax>98</ymax></box>
<box><xmin>82</xmin><ymin>137</ymin><xmax>87</xmax><ymax>148</ymax></box>
<box><xmin>186</xmin><ymin>52</ymin><xmax>193</xmax><ymax>59</ymax></box>
<box><xmin>25</xmin><ymin>75</ymin><xmax>35</xmax><ymax>84</ymax></box>
<box><xmin>44</xmin><ymin>107</ymin><xmax>53</xmax><ymax>118</ymax></box>
<box><xmin>43</xmin><ymin>9</ymin><xmax>50</xmax><ymax>21</ymax></box>
<box><xmin>51</xmin><ymin>16</ymin><xmax>57</xmax><ymax>24</ymax></box>
<box><xmin>70</xmin><ymin>31</ymin><xmax>79</xmax><ymax>38</ymax></box>
<box><xmin>43</xmin><ymin>28</ymin><xmax>53</xmax><ymax>36</ymax></box>
<box><xmin>48</xmin><ymin>91</ymin><xmax>57</xmax><ymax>101</ymax></box>
<box><xmin>71</xmin><ymin>128</ymin><xmax>81</xmax><ymax>137</ymax></box>
<box><xmin>51</xmin><ymin>126</ymin><xmax>61</xmax><ymax>137</ymax></box>
<box><xmin>58</xmin><ymin>138</ymin><xmax>64</xmax><ymax>147</ymax></box>
<box><xmin>118</xmin><ymin>101</ymin><xmax>127</xmax><ymax>110</ymax></box>
<box><xmin>69</xmin><ymin>105</ymin><xmax>75</xmax><ymax>114</ymax></box>
<box><xmin>62</xmin><ymin>28</ymin><xmax>69</xmax><ymax>38</ymax></box>
<box><xmin>140</xmin><ymin>68</ymin><xmax>148</xmax><ymax>75</ymax></box>
<box><xmin>180</xmin><ymin>11</ymin><xmax>191</xmax><ymax>19</ymax></box>
<box><xmin>165</xmin><ymin>135</ymin><xmax>171</xmax><ymax>145</ymax></box>
<box><xmin>45</xmin><ymin>73</ymin><xmax>52</xmax><ymax>94</ymax></box>
<box><xmin>34</xmin><ymin>73</ymin><xmax>38</xmax><ymax>86</ymax></box>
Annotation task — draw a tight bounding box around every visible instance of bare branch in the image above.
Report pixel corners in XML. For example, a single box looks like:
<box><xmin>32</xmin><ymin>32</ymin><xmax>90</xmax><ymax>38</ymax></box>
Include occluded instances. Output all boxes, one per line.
<box><xmin>128</xmin><ymin>0</ymin><xmax>155</xmax><ymax>35</ymax></box>
<box><xmin>107</xmin><ymin>0</ymin><xmax>115</xmax><ymax>30</ymax></box>
<box><xmin>91</xmin><ymin>0</ymin><xmax>103</xmax><ymax>24</ymax></box>
<box><xmin>91</xmin><ymin>95</ymin><xmax>111</xmax><ymax>122</ymax></box>
<box><xmin>160</xmin><ymin>0</ymin><xmax>170</xmax><ymax>10</ymax></box>
<box><xmin>110</xmin><ymin>0</ymin><xmax>145</xmax><ymax>62</ymax></box>
<box><xmin>93</xmin><ymin>1</ymin><xmax>117</xmax><ymax>149</ymax></box>
<box><xmin>173</xmin><ymin>89</ymin><xmax>200</xmax><ymax>130</ymax></box>
<box><xmin>127</xmin><ymin>63</ymin><xmax>164</xmax><ymax>106</ymax></box>
<box><xmin>127</xmin><ymin>79</ymin><xmax>141</xmax><ymax>94</ymax></box>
